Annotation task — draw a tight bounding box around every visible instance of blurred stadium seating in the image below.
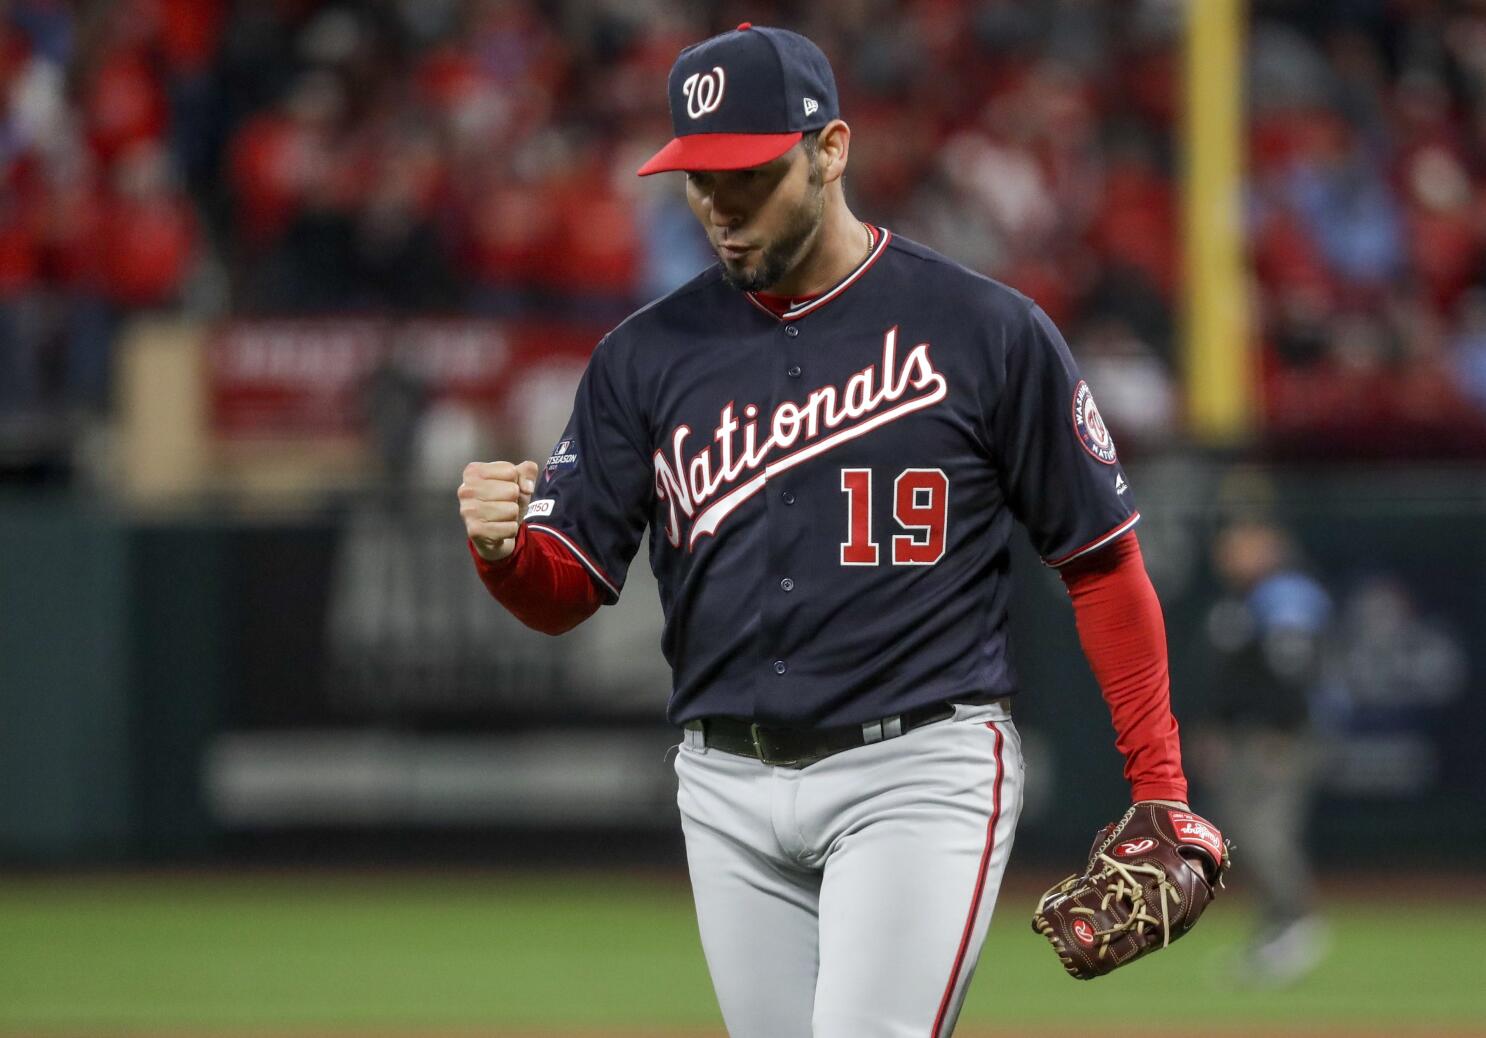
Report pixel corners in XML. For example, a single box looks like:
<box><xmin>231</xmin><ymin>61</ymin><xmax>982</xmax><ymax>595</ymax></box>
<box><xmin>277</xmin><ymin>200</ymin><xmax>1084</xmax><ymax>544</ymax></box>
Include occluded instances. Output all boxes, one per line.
<box><xmin>4</xmin><ymin>0</ymin><xmax>1486</xmax><ymax>473</ymax></box>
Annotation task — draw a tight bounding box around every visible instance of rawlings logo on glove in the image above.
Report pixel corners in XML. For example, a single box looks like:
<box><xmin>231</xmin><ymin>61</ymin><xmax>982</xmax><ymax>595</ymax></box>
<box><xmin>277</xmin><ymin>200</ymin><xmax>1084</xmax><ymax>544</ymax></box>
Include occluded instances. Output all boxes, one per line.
<box><xmin>1031</xmin><ymin>802</ymin><xmax>1231</xmax><ymax>979</ymax></box>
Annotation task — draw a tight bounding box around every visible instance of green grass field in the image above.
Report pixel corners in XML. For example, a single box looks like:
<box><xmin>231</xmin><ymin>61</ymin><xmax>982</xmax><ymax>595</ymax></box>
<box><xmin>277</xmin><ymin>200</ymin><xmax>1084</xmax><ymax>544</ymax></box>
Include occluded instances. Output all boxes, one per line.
<box><xmin>0</xmin><ymin>871</ymin><xmax>1481</xmax><ymax>1036</ymax></box>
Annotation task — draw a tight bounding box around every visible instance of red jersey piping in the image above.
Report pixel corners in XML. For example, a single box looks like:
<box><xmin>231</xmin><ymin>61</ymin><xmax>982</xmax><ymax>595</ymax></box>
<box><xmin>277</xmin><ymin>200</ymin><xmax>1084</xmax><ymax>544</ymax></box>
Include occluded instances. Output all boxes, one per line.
<box><xmin>744</xmin><ymin>224</ymin><xmax>891</xmax><ymax>321</ymax></box>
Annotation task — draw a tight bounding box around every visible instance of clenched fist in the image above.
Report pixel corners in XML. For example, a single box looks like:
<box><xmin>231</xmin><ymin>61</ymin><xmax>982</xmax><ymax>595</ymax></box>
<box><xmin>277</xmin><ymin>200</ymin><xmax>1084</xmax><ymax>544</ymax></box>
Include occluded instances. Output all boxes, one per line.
<box><xmin>459</xmin><ymin>460</ymin><xmax>540</xmax><ymax>561</ymax></box>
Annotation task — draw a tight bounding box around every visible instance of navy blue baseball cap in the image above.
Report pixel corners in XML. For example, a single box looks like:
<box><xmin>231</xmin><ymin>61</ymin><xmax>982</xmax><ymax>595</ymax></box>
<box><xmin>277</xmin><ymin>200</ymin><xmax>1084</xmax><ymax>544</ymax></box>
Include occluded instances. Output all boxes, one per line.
<box><xmin>637</xmin><ymin>23</ymin><xmax>840</xmax><ymax>176</ymax></box>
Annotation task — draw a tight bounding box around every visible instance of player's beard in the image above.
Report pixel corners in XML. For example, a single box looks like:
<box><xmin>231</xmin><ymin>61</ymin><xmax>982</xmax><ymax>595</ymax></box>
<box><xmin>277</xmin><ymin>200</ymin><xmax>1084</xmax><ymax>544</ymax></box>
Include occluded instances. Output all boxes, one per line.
<box><xmin>718</xmin><ymin>166</ymin><xmax>826</xmax><ymax>293</ymax></box>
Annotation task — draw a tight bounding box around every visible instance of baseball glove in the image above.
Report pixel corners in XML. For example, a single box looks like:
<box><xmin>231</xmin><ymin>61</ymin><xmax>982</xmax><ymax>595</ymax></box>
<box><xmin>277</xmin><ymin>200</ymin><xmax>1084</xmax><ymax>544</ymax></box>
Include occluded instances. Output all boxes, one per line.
<box><xmin>1031</xmin><ymin>802</ymin><xmax>1230</xmax><ymax>979</ymax></box>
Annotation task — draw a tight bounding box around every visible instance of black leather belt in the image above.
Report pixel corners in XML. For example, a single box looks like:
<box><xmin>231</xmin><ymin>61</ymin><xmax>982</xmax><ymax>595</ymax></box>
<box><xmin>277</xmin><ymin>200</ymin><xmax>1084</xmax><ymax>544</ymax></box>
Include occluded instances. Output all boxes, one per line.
<box><xmin>684</xmin><ymin>702</ymin><xmax>957</xmax><ymax>769</ymax></box>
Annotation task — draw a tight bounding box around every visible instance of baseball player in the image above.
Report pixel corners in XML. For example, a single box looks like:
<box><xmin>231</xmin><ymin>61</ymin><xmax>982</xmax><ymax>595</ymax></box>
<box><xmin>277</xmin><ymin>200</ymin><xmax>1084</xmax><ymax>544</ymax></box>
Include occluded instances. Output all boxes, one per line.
<box><xmin>460</xmin><ymin>24</ymin><xmax>1211</xmax><ymax>1037</ymax></box>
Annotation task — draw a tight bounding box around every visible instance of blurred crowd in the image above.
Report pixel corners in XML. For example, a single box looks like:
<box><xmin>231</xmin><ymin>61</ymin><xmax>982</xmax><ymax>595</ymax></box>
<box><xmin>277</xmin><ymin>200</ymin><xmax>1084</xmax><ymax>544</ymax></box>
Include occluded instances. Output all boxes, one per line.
<box><xmin>3</xmin><ymin>0</ymin><xmax>1486</xmax><ymax>460</ymax></box>
<box><xmin>1248</xmin><ymin>0</ymin><xmax>1486</xmax><ymax>447</ymax></box>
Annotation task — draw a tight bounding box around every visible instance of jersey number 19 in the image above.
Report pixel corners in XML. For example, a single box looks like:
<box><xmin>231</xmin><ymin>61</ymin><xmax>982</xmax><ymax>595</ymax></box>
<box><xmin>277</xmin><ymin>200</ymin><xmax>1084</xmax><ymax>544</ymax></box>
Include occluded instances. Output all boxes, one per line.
<box><xmin>839</xmin><ymin>468</ymin><xmax>948</xmax><ymax>567</ymax></box>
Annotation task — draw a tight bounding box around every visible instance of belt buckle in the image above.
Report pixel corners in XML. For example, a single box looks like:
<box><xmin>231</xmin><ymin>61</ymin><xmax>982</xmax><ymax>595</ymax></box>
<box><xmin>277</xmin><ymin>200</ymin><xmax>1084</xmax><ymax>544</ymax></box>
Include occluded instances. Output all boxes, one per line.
<box><xmin>749</xmin><ymin>722</ymin><xmax>800</xmax><ymax>768</ymax></box>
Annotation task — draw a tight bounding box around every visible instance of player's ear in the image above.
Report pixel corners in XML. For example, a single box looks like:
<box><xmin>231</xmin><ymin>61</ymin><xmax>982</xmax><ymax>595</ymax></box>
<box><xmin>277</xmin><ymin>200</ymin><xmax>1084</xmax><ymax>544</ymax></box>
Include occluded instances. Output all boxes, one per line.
<box><xmin>816</xmin><ymin>119</ymin><xmax>850</xmax><ymax>185</ymax></box>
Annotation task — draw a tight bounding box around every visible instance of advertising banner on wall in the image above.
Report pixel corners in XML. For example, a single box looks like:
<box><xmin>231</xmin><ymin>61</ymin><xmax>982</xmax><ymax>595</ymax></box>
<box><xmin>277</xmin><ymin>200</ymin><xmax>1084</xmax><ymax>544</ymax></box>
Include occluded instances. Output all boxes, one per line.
<box><xmin>208</xmin><ymin>319</ymin><xmax>605</xmax><ymax>438</ymax></box>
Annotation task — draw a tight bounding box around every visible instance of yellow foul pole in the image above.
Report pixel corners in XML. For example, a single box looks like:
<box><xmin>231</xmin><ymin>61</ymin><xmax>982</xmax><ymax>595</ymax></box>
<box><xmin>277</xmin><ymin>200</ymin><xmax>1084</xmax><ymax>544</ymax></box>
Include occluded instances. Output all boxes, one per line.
<box><xmin>1183</xmin><ymin>0</ymin><xmax>1252</xmax><ymax>443</ymax></box>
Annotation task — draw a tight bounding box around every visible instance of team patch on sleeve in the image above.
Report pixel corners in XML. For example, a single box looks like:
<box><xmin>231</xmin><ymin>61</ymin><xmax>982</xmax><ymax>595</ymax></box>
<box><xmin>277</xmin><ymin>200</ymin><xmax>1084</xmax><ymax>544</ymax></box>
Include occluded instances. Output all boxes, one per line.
<box><xmin>544</xmin><ymin>438</ymin><xmax>579</xmax><ymax>479</ymax></box>
<box><xmin>1071</xmin><ymin>381</ymin><xmax>1118</xmax><ymax>465</ymax></box>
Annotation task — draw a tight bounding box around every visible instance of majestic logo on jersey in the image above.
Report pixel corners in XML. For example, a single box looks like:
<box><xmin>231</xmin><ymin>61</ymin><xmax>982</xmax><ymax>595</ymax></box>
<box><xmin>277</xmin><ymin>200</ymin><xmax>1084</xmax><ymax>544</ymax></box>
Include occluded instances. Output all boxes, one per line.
<box><xmin>682</xmin><ymin>67</ymin><xmax>726</xmax><ymax>119</ymax></box>
<box><xmin>653</xmin><ymin>326</ymin><xmax>949</xmax><ymax>549</ymax></box>
<box><xmin>1072</xmin><ymin>380</ymin><xmax>1118</xmax><ymax>465</ymax></box>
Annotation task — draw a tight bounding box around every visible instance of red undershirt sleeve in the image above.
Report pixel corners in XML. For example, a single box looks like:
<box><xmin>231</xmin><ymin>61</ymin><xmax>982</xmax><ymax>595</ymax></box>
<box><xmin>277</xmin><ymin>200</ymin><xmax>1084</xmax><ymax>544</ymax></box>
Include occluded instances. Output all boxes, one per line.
<box><xmin>468</xmin><ymin>525</ymin><xmax>604</xmax><ymax>636</ymax></box>
<box><xmin>1058</xmin><ymin>531</ymin><xmax>1189</xmax><ymax>804</ymax></box>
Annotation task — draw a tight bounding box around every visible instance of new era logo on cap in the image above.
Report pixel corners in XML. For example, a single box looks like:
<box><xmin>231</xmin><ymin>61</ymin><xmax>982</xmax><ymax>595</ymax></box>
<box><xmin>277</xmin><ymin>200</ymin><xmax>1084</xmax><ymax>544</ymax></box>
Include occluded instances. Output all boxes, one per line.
<box><xmin>637</xmin><ymin>23</ymin><xmax>841</xmax><ymax>176</ymax></box>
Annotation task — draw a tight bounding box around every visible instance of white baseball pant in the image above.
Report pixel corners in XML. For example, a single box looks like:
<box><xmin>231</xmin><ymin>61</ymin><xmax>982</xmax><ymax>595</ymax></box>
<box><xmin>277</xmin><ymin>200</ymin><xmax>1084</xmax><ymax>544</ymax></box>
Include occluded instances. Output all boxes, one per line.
<box><xmin>674</xmin><ymin>700</ymin><xmax>1025</xmax><ymax>1037</ymax></box>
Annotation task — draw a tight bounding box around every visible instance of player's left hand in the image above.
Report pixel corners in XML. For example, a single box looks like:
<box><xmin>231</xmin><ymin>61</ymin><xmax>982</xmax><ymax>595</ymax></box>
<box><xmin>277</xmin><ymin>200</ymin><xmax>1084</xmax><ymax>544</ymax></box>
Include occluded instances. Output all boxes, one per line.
<box><xmin>1030</xmin><ymin>802</ymin><xmax>1230</xmax><ymax>979</ymax></box>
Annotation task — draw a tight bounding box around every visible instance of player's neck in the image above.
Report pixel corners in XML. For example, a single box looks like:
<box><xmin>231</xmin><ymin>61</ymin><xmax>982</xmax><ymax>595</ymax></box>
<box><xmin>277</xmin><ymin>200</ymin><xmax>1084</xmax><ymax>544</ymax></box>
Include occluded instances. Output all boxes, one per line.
<box><xmin>765</xmin><ymin>201</ymin><xmax>868</xmax><ymax>298</ymax></box>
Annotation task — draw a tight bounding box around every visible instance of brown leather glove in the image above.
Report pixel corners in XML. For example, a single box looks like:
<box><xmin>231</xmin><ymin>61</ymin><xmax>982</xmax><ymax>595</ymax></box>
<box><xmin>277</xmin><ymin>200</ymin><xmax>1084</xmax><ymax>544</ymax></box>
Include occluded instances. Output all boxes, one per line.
<box><xmin>1031</xmin><ymin>802</ymin><xmax>1231</xmax><ymax>979</ymax></box>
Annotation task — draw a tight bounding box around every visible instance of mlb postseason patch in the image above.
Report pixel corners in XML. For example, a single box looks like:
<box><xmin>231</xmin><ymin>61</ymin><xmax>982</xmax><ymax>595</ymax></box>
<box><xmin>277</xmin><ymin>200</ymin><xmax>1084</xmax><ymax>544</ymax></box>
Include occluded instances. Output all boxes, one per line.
<box><xmin>1071</xmin><ymin>380</ymin><xmax>1118</xmax><ymax>465</ymax></box>
<box><xmin>544</xmin><ymin>438</ymin><xmax>578</xmax><ymax>479</ymax></box>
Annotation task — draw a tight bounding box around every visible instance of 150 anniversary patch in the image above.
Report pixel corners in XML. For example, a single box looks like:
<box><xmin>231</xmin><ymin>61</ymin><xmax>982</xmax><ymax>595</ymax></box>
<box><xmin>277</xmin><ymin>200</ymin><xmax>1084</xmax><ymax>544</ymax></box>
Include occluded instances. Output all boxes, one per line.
<box><xmin>1071</xmin><ymin>381</ymin><xmax>1118</xmax><ymax>465</ymax></box>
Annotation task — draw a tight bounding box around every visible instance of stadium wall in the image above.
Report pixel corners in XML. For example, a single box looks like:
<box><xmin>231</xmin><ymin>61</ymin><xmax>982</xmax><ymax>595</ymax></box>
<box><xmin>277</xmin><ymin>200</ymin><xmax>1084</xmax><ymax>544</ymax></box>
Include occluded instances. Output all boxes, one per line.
<box><xmin>2</xmin><ymin>466</ymin><xmax>1482</xmax><ymax>867</ymax></box>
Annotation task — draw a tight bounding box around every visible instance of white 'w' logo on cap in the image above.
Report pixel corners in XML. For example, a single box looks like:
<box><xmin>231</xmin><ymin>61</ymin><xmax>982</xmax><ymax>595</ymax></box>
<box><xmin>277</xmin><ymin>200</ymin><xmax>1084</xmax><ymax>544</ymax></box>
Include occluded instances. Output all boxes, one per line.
<box><xmin>683</xmin><ymin>66</ymin><xmax>726</xmax><ymax>119</ymax></box>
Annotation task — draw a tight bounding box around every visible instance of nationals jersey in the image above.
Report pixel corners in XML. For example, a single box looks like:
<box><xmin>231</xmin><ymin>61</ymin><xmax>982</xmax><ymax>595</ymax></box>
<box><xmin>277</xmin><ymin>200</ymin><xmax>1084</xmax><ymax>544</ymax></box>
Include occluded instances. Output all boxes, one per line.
<box><xmin>524</xmin><ymin>228</ymin><xmax>1138</xmax><ymax>727</ymax></box>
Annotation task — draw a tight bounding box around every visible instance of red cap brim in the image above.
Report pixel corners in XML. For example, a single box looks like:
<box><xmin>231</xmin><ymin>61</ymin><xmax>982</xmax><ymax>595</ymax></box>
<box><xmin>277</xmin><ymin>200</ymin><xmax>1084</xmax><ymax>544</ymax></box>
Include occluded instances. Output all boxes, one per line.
<box><xmin>636</xmin><ymin>131</ymin><xmax>803</xmax><ymax>176</ymax></box>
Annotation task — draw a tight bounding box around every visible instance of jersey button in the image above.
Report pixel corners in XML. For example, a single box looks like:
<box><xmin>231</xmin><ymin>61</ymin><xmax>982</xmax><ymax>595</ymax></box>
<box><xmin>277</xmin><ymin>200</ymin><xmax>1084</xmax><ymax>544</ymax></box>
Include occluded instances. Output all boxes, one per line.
<box><xmin>781</xmin><ymin>489</ymin><xmax>795</xmax><ymax>504</ymax></box>
<box><xmin>784</xmin><ymin>325</ymin><xmax>800</xmax><ymax>337</ymax></box>
<box><xmin>780</xmin><ymin>577</ymin><xmax>795</xmax><ymax>592</ymax></box>
<box><xmin>773</xmin><ymin>660</ymin><xmax>788</xmax><ymax>675</ymax></box>
<box><xmin>787</xmin><ymin>365</ymin><xmax>802</xmax><ymax>378</ymax></box>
